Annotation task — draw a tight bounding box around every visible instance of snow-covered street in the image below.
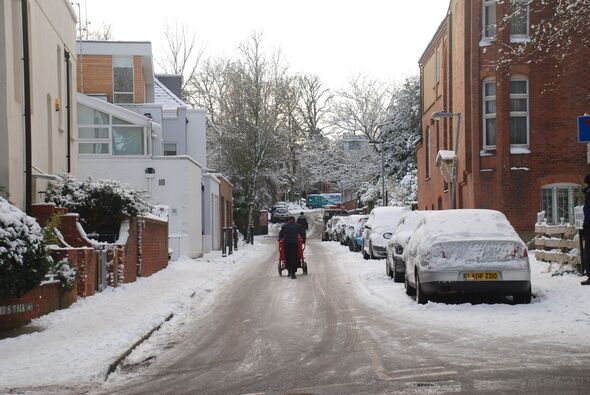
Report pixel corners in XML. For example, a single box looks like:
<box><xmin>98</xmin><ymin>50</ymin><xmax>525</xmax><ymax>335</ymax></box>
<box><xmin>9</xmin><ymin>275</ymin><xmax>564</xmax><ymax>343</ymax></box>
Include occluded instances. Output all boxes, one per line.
<box><xmin>1</xmin><ymin>227</ymin><xmax>590</xmax><ymax>394</ymax></box>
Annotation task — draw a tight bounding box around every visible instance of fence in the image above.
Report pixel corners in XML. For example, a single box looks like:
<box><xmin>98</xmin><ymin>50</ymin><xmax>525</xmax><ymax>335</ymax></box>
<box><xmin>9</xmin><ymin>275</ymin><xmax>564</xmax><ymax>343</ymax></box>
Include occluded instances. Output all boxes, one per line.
<box><xmin>533</xmin><ymin>212</ymin><xmax>582</xmax><ymax>272</ymax></box>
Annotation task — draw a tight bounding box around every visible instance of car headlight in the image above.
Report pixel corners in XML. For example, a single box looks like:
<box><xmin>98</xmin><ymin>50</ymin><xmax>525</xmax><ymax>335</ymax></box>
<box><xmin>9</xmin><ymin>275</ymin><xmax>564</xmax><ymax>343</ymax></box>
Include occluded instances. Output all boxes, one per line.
<box><xmin>383</xmin><ymin>232</ymin><xmax>393</xmax><ymax>239</ymax></box>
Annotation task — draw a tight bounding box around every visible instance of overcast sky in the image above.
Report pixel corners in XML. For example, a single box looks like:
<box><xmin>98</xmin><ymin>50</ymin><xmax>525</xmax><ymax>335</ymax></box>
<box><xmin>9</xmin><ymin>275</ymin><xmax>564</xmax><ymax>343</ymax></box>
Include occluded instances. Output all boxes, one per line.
<box><xmin>79</xmin><ymin>0</ymin><xmax>449</xmax><ymax>90</ymax></box>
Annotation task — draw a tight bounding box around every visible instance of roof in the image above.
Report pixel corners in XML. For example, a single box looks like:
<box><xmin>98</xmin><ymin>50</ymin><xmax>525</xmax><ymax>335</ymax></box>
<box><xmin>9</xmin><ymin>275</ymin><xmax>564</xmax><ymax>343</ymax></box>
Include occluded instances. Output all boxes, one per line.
<box><xmin>418</xmin><ymin>11</ymin><xmax>450</xmax><ymax>66</ymax></box>
<box><xmin>154</xmin><ymin>78</ymin><xmax>186</xmax><ymax>108</ymax></box>
<box><xmin>77</xmin><ymin>93</ymin><xmax>161</xmax><ymax>130</ymax></box>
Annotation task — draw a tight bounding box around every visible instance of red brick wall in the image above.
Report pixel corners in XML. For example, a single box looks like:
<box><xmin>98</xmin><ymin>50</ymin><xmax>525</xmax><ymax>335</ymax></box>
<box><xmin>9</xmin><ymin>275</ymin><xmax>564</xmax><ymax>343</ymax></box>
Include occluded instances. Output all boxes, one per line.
<box><xmin>0</xmin><ymin>282</ymin><xmax>77</xmax><ymax>331</ymax></box>
<box><xmin>138</xmin><ymin>217</ymin><xmax>169</xmax><ymax>277</ymax></box>
<box><xmin>418</xmin><ymin>0</ymin><xmax>590</xmax><ymax>231</ymax></box>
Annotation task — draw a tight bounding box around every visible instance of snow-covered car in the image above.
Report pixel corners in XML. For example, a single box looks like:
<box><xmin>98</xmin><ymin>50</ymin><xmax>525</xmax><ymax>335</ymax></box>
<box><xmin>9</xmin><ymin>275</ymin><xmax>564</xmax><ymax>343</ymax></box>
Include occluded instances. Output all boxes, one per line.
<box><xmin>345</xmin><ymin>215</ymin><xmax>368</xmax><ymax>251</ymax></box>
<box><xmin>327</xmin><ymin>216</ymin><xmax>346</xmax><ymax>241</ymax></box>
<box><xmin>270</xmin><ymin>206</ymin><xmax>290</xmax><ymax>223</ymax></box>
<box><xmin>403</xmin><ymin>209</ymin><xmax>532</xmax><ymax>305</ymax></box>
<box><xmin>353</xmin><ymin>217</ymin><xmax>369</xmax><ymax>252</ymax></box>
<box><xmin>341</xmin><ymin>215</ymin><xmax>365</xmax><ymax>247</ymax></box>
<box><xmin>362</xmin><ymin>207</ymin><xmax>409</xmax><ymax>260</ymax></box>
<box><xmin>386</xmin><ymin>211</ymin><xmax>429</xmax><ymax>282</ymax></box>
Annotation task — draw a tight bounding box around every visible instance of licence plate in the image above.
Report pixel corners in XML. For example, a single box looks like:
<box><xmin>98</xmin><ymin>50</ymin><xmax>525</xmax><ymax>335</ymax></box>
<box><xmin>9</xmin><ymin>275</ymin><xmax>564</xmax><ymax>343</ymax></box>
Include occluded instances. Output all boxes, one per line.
<box><xmin>463</xmin><ymin>272</ymin><xmax>499</xmax><ymax>281</ymax></box>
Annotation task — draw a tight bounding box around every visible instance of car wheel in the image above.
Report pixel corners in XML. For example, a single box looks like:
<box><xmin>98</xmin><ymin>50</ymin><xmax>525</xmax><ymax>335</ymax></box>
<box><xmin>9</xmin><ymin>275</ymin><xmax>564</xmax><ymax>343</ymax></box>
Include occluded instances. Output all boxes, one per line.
<box><xmin>348</xmin><ymin>240</ymin><xmax>354</xmax><ymax>252</ymax></box>
<box><xmin>415</xmin><ymin>272</ymin><xmax>428</xmax><ymax>305</ymax></box>
<box><xmin>513</xmin><ymin>288</ymin><xmax>532</xmax><ymax>304</ymax></box>
<box><xmin>404</xmin><ymin>274</ymin><xmax>415</xmax><ymax>296</ymax></box>
<box><xmin>386</xmin><ymin>257</ymin><xmax>393</xmax><ymax>278</ymax></box>
<box><xmin>369</xmin><ymin>243</ymin><xmax>375</xmax><ymax>260</ymax></box>
<box><xmin>393</xmin><ymin>266</ymin><xmax>404</xmax><ymax>283</ymax></box>
<box><xmin>362</xmin><ymin>242</ymin><xmax>369</xmax><ymax>260</ymax></box>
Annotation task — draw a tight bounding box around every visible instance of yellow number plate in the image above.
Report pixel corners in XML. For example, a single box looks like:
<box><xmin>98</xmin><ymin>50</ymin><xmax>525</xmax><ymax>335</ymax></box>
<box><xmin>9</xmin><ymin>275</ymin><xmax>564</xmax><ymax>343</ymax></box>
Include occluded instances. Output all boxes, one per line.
<box><xmin>463</xmin><ymin>272</ymin><xmax>499</xmax><ymax>281</ymax></box>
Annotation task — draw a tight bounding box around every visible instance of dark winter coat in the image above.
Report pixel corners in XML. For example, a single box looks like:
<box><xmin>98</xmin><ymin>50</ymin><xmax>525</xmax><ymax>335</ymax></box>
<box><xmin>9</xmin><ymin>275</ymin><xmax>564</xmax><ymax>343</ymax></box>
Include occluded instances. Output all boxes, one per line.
<box><xmin>279</xmin><ymin>221</ymin><xmax>305</xmax><ymax>245</ymax></box>
<box><xmin>296</xmin><ymin>215</ymin><xmax>309</xmax><ymax>230</ymax></box>
<box><xmin>584</xmin><ymin>186</ymin><xmax>590</xmax><ymax>226</ymax></box>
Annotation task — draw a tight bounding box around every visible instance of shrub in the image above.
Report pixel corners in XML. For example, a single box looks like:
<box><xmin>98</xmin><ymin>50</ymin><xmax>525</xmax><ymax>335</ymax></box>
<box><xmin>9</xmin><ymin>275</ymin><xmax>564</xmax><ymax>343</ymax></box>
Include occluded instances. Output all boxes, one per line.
<box><xmin>0</xmin><ymin>197</ymin><xmax>51</xmax><ymax>298</ymax></box>
<box><xmin>45</xmin><ymin>174</ymin><xmax>152</xmax><ymax>232</ymax></box>
<box><xmin>46</xmin><ymin>259</ymin><xmax>78</xmax><ymax>291</ymax></box>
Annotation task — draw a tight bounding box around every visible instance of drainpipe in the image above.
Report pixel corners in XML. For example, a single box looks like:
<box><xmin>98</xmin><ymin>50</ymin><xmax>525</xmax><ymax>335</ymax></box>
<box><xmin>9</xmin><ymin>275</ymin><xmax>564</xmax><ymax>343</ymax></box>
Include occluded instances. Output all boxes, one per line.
<box><xmin>65</xmin><ymin>50</ymin><xmax>71</xmax><ymax>172</ymax></box>
<box><xmin>21</xmin><ymin>0</ymin><xmax>32</xmax><ymax>214</ymax></box>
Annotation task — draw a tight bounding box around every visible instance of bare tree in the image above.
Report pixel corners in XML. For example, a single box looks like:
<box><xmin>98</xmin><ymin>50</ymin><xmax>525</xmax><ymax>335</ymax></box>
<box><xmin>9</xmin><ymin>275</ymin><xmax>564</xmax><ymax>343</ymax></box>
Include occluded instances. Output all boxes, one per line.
<box><xmin>297</xmin><ymin>74</ymin><xmax>332</xmax><ymax>138</ymax></box>
<box><xmin>86</xmin><ymin>22</ymin><xmax>113</xmax><ymax>40</ymax></box>
<box><xmin>331</xmin><ymin>75</ymin><xmax>391</xmax><ymax>142</ymax></box>
<box><xmin>158</xmin><ymin>23</ymin><xmax>205</xmax><ymax>98</ymax></box>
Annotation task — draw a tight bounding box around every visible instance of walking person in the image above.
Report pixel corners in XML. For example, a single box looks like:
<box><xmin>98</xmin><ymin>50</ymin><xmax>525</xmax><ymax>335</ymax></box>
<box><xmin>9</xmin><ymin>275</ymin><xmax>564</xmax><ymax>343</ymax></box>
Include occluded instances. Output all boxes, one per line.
<box><xmin>279</xmin><ymin>216</ymin><xmax>305</xmax><ymax>279</ymax></box>
<box><xmin>582</xmin><ymin>174</ymin><xmax>590</xmax><ymax>285</ymax></box>
<box><xmin>296</xmin><ymin>212</ymin><xmax>309</xmax><ymax>243</ymax></box>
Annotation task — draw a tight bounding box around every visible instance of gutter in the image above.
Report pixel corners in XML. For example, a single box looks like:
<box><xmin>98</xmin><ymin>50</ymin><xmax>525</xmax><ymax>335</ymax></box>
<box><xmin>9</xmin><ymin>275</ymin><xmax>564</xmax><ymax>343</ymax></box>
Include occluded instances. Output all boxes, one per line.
<box><xmin>21</xmin><ymin>0</ymin><xmax>32</xmax><ymax>214</ymax></box>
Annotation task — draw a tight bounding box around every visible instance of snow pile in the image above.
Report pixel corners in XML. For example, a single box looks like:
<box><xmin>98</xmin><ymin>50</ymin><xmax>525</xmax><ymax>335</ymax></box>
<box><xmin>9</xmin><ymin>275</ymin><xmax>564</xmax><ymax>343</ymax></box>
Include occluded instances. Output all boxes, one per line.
<box><xmin>0</xmin><ymin>240</ymin><xmax>270</xmax><ymax>390</ymax></box>
<box><xmin>0</xmin><ymin>197</ymin><xmax>50</xmax><ymax>298</ymax></box>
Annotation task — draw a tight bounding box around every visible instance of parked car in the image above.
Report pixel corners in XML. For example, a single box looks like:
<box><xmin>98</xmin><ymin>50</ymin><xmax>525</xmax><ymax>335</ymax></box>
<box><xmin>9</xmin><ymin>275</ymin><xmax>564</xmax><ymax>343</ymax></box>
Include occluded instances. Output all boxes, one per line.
<box><xmin>353</xmin><ymin>217</ymin><xmax>369</xmax><ymax>252</ymax></box>
<box><xmin>347</xmin><ymin>215</ymin><xmax>368</xmax><ymax>251</ymax></box>
<box><xmin>403</xmin><ymin>209</ymin><xmax>532</xmax><ymax>305</ymax></box>
<box><xmin>362</xmin><ymin>207</ymin><xmax>409</xmax><ymax>260</ymax></box>
<box><xmin>340</xmin><ymin>215</ymin><xmax>362</xmax><ymax>246</ymax></box>
<box><xmin>386</xmin><ymin>211</ymin><xmax>428</xmax><ymax>282</ymax></box>
<box><xmin>334</xmin><ymin>216</ymin><xmax>348</xmax><ymax>242</ymax></box>
<box><xmin>271</xmin><ymin>206</ymin><xmax>290</xmax><ymax>223</ymax></box>
<box><xmin>327</xmin><ymin>215</ymin><xmax>346</xmax><ymax>241</ymax></box>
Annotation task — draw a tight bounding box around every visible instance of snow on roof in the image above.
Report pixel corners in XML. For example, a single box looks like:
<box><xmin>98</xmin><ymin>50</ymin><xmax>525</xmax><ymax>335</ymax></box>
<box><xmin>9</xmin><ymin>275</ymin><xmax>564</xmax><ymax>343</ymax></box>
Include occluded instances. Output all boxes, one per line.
<box><xmin>436</xmin><ymin>150</ymin><xmax>456</xmax><ymax>163</ymax></box>
<box><xmin>369</xmin><ymin>206</ymin><xmax>410</xmax><ymax>228</ymax></box>
<box><xmin>154</xmin><ymin>78</ymin><xmax>186</xmax><ymax>108</ymax></box>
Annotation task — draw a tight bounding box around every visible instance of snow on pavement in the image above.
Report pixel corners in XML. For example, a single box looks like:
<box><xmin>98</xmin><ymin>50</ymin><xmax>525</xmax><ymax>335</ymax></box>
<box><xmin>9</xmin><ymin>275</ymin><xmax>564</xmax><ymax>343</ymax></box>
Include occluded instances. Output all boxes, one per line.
<box><xmin>0</xmin><ymin>239</ymin><xmax>272</xmax><ymax>390</ymax></box>
<box><xmin>324</xmin><ymin>241</ymin><xmax>590</xmax><ymax>343</ymax></box>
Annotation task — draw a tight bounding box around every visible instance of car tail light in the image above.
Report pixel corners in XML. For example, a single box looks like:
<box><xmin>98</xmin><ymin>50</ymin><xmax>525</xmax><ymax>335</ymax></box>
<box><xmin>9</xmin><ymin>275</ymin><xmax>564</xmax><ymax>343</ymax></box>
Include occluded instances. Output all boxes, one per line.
<box><xmin>512</xmin><ymin>244</ymin><xmax>528</xmax><ymax>259</ymax></box>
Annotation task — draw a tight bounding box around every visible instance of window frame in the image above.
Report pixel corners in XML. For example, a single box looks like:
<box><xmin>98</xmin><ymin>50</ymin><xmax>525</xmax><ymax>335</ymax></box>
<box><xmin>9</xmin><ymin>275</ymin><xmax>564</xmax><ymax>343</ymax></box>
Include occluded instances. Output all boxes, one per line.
<box><xmin>541</xmin><ymin>183</ymin><xmax>581</xmax><ymax>225</ymax></box>
<box><xmin>482</xmin><ymin>0</ymin><xmax>498</xmax><ymax>41</ymax></box>
<box><xmin>112</xmin><ymin>56</ymin><xmax>135</xmax><ymax>104</ymax></box>
<box><xmin>164</xmin><ymin>142</ymin><xmax>178</xmax><ymax>156</ymax></box>
<box><xmin>482</xmin><ymin>78</ymin><xmax>497</xmax><ymax>150</ymax></box>
<box><xmin>510</xmin><ymin>0</ymin><xmax>530</xmax><ymax>42</ymax></box>
<box><xmin>425</xmin><ymin>127</ymin><xmax>431</xmax><ymax>180</ymax></box>
<box><xmin>509</xmin><ymin>76</ymin><xmax>529</xmax><ymax>148</ymax></box>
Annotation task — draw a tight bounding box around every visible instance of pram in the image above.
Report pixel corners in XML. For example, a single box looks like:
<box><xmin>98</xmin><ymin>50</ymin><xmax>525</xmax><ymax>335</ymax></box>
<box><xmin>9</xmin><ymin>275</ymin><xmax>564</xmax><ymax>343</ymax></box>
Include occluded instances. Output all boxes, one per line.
<box><xmin>278</xmin><ymin>235</ymin><xmax>308</xmax><ymax>276</ymax></box>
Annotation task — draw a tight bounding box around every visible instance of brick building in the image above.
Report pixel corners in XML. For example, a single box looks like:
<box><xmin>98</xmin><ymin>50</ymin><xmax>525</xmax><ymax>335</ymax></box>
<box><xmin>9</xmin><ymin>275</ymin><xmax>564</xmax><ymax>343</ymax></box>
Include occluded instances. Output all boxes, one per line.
<box><xmin>417</xmin><ymin>0</ymin><xmax>590</xmax><ymax>234</ymax></box>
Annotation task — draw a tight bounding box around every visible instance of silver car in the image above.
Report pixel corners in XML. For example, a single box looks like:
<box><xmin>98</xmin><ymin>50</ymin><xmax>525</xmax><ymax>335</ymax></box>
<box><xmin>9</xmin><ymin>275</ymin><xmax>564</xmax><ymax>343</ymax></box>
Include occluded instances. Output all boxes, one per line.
<box><xmin>386</xmin><ymin>211</ymin><xmax>428</xmax><ymax>282</ymax></box>
<box><xmin>362</xmin><ymin>207</ymin><xmax>409</xmax><ymax>260</ymax></box>
<box><xmin>403</xmin><ymin>209</ymin><xmax>532</xmax><ymax>305</ymax></box>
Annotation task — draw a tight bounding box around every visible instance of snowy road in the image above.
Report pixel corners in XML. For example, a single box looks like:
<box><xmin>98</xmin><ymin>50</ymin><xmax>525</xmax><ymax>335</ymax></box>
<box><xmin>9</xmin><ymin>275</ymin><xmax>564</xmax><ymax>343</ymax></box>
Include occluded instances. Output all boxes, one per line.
<box><xmin>100</xmin><ymin>233</ymin><xmax>590</xmax><ymax>394</ymax></box>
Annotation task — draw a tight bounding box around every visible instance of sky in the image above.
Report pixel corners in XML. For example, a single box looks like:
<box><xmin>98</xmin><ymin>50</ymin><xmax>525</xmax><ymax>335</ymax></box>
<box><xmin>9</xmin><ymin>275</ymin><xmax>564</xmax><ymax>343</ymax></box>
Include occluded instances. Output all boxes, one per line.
<box><xmin>78</xmin><ymin>0</ymin><xmax>450</xmax><ymax>90</ymax></box>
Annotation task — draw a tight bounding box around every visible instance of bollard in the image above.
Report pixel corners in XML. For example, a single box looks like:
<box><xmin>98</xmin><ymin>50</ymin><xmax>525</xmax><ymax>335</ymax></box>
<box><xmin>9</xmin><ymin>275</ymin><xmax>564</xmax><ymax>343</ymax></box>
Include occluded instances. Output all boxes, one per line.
<box><xmin>228</xmin><ymin>227</ymin><xmax>233</xmax><ymax>255</ymax></box>
<box><xmin>250</xmin><ymin>225</ymin><xmax>254</xmax><ymax>244</ymax></box>
<box><xmin>222</xmin><ymin>227</ymin><xmax>227</xmax><ymax>257</ymax></box>
<box><xmin>233</xmin><ymin>226</ymin><xmax>238</xmax><ymax>251</ymax></box>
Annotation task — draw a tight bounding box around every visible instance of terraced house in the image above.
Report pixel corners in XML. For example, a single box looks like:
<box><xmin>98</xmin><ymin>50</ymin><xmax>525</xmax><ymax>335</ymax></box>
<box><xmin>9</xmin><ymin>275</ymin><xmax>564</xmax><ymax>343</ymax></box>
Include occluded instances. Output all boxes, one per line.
<box><xmin>417</xmin><ymin>0</ymin><xmax>590</xmax><ymax>234</ymax></box>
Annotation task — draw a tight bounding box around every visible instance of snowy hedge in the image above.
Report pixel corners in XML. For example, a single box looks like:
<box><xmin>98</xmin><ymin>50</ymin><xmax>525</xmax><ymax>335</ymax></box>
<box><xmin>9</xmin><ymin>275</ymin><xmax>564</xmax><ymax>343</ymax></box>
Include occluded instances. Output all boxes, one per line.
<box><xmin>45</xmin><ymin>174</ymin><xmax>152</xmax><ymax>229</ymax></box>
<box><xmin>0</xmin><ymin>197</ymin><xmax>51</xmax><ymax>298</ymax></box>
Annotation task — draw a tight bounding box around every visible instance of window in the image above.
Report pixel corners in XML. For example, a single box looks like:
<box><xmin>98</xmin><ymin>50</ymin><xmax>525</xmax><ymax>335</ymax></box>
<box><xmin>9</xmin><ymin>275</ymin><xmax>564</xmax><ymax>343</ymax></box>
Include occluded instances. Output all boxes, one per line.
<box><xmin>425</xmin><ymin>128</ymin><xmax>431</xmax><ymax>179</ymax></box>
<box><xmin>541</xmin><ymin>184</ymin><xmax>581</xmax><ymax>225</ymax></box>
<box><xmin>482</xmin><ymin>79</ymin><xmax>496</xmax><ymax>148</ymax></box>
<box><xmin>510</xmin><ymin>0</ymin><xmax>529</xmax><ymax>40</ymax></box>
<box><xmin>78</xmin><ymin>103</ymin><xmax>146</xmax><ymax>155</ymax></box>
<box><xmin>483</xmin><ymin>0</ymin><xmax>497</xmax><ymax>39</ymax></box>
<box><xmin>510</xmin><ymin>77</ymin><xmax>529</xmax><ymax>146</ymax></box>
<box><xmin>113</xmin><ymin>57</ymin><xmax>134</xmax><ymax>104</ymax></box>
<box><xmin>164</xmin><ymin>143</ymin><xmax>177</xmax><ymax>156</ymax></box>
<box><xmin>435</xmin><ymin>48</ymin><xmax>440</xmax><ymax>95</ymax></box>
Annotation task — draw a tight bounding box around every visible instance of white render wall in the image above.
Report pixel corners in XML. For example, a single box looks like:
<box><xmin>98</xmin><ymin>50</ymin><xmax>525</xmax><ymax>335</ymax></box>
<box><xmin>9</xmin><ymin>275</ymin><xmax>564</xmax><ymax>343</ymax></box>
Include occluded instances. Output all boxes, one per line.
<box><xmin>78</xmin><ymin>156</ymin><xmax>203</xmax><ymax>259</ymax></box>
<box><xmin>202</xmin><ymin>174</ymin><xmax>220</xmax><ymax>253</ymax></box>
<box><xmin>0</xmin><ymin>0</ymin><xmax>77</xmax><ymax>209</ymax></box>
<box><xmin>186</xmin><ymin>108</ymin><xmax>207</xmax><ymax>168</ymax></box>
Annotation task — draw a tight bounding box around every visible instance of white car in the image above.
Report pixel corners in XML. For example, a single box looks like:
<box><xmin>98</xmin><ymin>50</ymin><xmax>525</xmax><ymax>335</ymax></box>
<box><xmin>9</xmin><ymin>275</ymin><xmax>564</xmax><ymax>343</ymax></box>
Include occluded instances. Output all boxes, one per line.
<box><xmin>386</xmin><ymin>211</ymin><xmax>428</xmax><ymax>282</ymax></box>
<box><xmin>362</xmin><ymin>207</ymin><xmax>409</xmax><ymax>260</ymax></box>
<box><xmin>403</xmin><ymin>209</ymin><xmax>532</xmax><ymax>305</ymax></box>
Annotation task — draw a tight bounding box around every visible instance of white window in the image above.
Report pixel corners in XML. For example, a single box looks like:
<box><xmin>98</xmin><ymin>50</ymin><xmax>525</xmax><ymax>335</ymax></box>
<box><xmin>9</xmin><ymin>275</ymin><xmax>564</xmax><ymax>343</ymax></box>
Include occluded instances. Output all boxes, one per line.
<box><xmin>78</xmin><ymin>104</ymin><xmax>146</xmax><ymax>155</ymax></box>
<box><xmin>113</xmin><ymin>57</ymin><xmax>134</xmax><ymax>104</ymax></box>
<box><xmin>510</xmin><ymin>0</ymin><xmax>529</xmax><ymax>41</ymax></box>
<box><xmin>541</xmin><ymin>184</ymin><xmax>581</xmax><ymax>225</ymax></box>
<box><xmin>164</xmin><ymin>143</ymin><xmax>177</xmax><ymax>156</ymax></box>
<box><xmin>483</xmin><ymin>0</ymin><xmax>497</xmax><ymax>40</ymax></box>
<box><xmin>482</xmin><ymin>78</ymin><xmax>497</xmax><ymax>149</ymax></box>
<box><xmin>435</xmin><ymin>48</ymin><xmax>440</xmax><ymax>85</ymax></box>
<box><xmin>510</xmin><ymin>77</ymin><xmax>529</xmax><ymax>146</ymax></box>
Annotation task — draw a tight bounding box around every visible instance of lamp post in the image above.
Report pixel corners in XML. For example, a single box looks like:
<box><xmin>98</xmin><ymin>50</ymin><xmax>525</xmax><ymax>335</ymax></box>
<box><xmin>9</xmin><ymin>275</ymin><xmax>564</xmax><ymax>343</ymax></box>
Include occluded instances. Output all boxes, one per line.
<box><xmin>431</xmin><ymin>111</ymin><xmax>462</xmax><ymax>209</ymax></box>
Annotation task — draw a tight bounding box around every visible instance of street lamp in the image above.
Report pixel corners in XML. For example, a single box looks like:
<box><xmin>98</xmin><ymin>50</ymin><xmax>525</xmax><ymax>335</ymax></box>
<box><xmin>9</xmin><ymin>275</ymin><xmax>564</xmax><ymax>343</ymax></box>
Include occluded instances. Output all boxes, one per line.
<box><xmin>431</xmin><ymin>111</ymin><xmax>462</xmax><ymax>209</ymax></box>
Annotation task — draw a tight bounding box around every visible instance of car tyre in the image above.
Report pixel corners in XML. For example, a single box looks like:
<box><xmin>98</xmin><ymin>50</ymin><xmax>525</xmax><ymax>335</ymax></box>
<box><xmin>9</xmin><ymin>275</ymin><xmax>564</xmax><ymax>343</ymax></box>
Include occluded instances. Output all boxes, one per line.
<box><xmin>415</xmin><ymin>273</ymin><xmax>428</xmax><ymax>305</ymax></box>
<box><xmin>404</xmin><ymin>274</ymin><xmax>415</xmax><ymax>296</ymax></box>
<box><xmin>362</xmin><ymin>242</ymin><xmax>370</xmax><ymax>260</ymax></box>
<box><xmin>348</xmin><ymin>239</ymin><xmax>354</xmax><ymax>252</ymax></box>
<box><xmin>369</xmin><ymin>243</ymin><xmax>376</xmax><ymax>260</ymax></box>
<box><xmin>386</xmin><ymin>257</ymin><xmax>393</xmax><ymax>278</ymax></box>
<box><xmin>393</xmin><ymin>265</ymin><xmax>404</xmax><ymax>283</ymax></box>
<box><xmin>513</xmin><ymin>288</ymin><xmax>532</xmax><ymax>304</ymax></box>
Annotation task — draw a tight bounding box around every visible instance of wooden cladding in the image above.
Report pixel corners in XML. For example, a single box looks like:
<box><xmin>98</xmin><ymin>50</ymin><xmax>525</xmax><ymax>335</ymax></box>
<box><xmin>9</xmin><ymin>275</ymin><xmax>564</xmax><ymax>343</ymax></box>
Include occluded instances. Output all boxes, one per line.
<box><xmin>76</xmin><ymin>55</ymin><xmax>145</xmax><ymax>103</ymax></box>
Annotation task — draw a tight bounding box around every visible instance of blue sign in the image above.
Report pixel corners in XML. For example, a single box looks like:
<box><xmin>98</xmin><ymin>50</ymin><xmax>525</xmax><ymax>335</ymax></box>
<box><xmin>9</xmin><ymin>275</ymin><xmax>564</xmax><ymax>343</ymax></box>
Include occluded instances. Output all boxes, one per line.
<box><xmin>578</xmin><ymin>116</ymin><xmax>590</xmax><ymax>142</ymax></box>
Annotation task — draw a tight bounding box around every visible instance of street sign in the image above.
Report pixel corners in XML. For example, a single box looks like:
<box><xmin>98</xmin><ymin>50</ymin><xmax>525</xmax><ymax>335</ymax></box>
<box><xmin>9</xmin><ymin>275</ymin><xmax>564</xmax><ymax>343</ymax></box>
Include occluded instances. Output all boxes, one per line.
<box><xmin>574</xmin><ymin>206</ymin><xmax>584</xmax><ymax>230</ymax></box>
<box><xmin>578</xmin><ymin>116</ymin><xmax>590</xmax><ymax>142</ymax></box>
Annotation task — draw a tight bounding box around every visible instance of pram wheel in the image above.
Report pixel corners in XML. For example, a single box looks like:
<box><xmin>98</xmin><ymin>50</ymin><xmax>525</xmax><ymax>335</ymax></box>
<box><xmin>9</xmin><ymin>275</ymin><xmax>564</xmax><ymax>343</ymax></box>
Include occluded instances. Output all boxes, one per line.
<box><xmin>278</xmin><ymin>263</ymin><xmax>283</xmax><ymax>277</ymax></box>
<box><xmin>302</xmin><ymin>260</ymin><xmax>308</xmax><ymax>275</ymax></box>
